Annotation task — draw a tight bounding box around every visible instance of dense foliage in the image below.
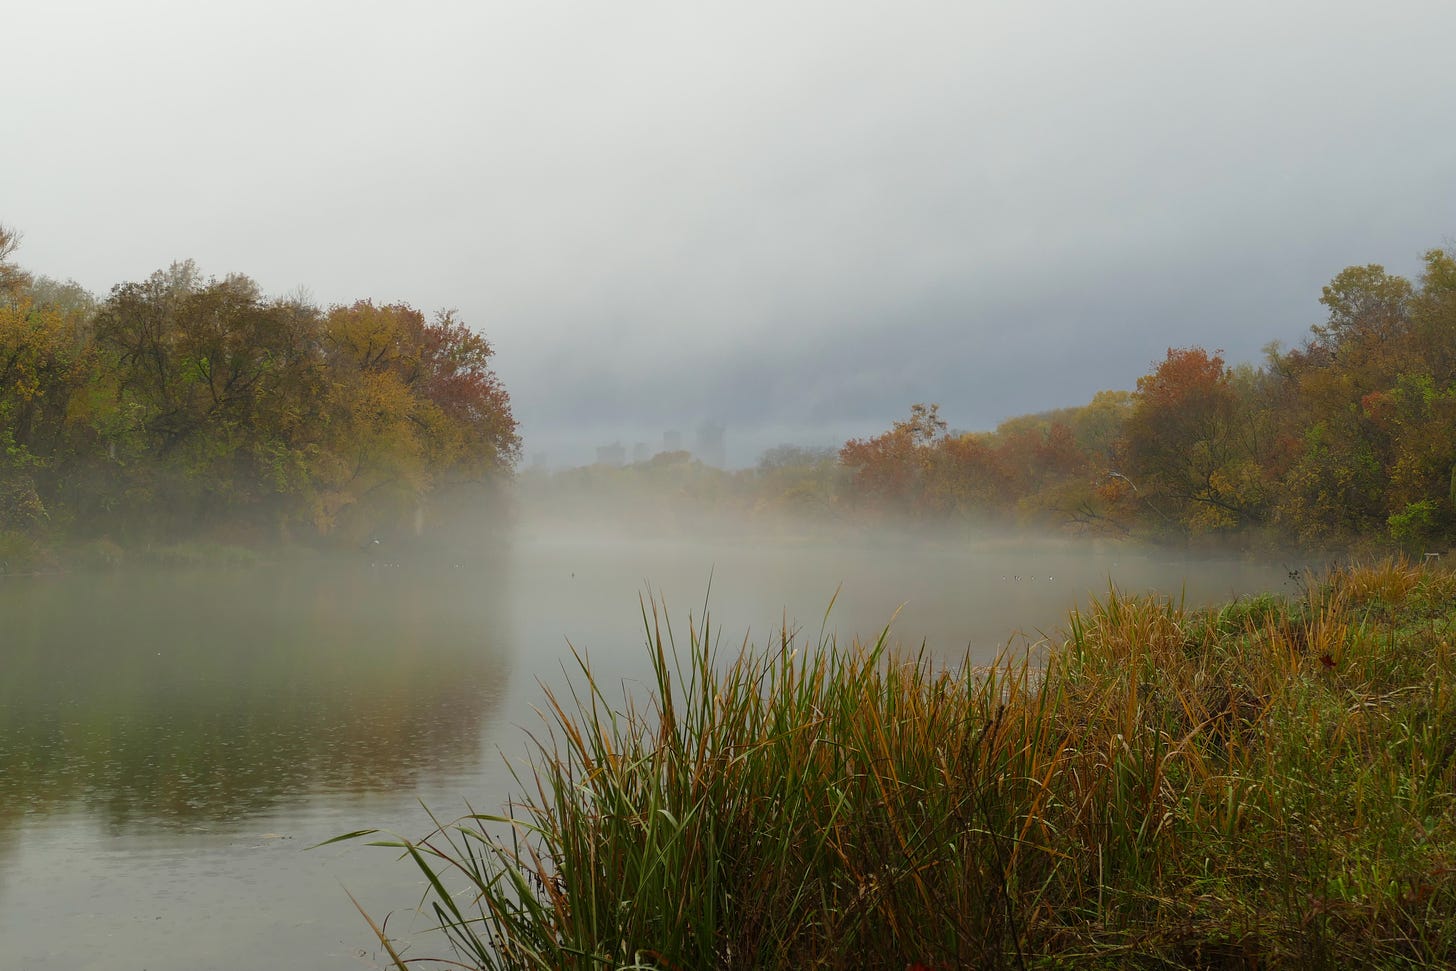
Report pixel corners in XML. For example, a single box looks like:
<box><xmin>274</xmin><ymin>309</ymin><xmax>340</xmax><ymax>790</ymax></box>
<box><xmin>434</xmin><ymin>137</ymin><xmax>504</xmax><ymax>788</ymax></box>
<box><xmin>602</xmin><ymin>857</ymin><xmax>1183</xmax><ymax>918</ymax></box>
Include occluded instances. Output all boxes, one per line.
<box><xmin>9</xmin><ymin>221</ymin><xmax>1455</xmax><ymax>556</ymax></box>
<box><xmin>521</xmin><ymin>243</ymin><xmax>1456</xmax><ymax>553</ymax></box>
<box><xmin>0</xmin><ymin>224</ymin><xmax>519</xmax><ymax>558</ymax></box>
<box><xmin>833</xmin><ymin>248</ymin><xmax>1456</xmax><ymax>551</ymax></box>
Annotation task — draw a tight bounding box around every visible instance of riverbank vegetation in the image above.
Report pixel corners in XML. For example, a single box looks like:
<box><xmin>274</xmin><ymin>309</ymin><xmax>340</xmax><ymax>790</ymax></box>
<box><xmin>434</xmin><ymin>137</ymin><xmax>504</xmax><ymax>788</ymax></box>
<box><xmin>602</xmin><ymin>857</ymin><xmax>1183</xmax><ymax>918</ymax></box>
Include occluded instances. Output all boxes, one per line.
<box><xmin>830</xmin><ymin>244</ymin><xmax>1456</xmax><ymax>549</ymax></box>
<box><xmin>0</xmin><ymin>223</ymin><xmax>519</xmax><ymax>568</ymax></box>
<box><xmin>8</xmin><ymin>223</ymin><xmax>1456</xmax><ymax>561</ymax></box>
<box><xmin>525</xmin><ymin>243</ymin><xmax>1456</xmax><ymax>555</ymax></box>
<box><xmin>350</xmin><ymin>558</ymin><xmax>1456</xmax><ymax>968</ymax></box>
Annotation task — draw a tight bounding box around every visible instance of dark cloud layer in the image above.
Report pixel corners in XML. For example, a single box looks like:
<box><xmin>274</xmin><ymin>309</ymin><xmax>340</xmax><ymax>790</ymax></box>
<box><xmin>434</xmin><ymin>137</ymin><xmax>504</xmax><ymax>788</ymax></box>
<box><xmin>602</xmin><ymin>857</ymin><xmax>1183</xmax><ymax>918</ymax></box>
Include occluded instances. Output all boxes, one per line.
<box><xmin>8</xmin><ymin>1</ymin><xmax>1455</xmax><ymax>466</ymax></box>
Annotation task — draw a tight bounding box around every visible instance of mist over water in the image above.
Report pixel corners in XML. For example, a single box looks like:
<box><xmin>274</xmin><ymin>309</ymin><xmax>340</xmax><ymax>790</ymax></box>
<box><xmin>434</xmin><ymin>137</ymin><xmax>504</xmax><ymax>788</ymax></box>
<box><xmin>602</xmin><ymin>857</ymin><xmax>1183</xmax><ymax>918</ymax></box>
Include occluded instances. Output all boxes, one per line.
<box><xmin>511</xmin><ymin>502</ymin><xmax>1304</xmax><ymax>666</ymax></box>
<box><xmin>0</xmin><ymin>508</ymin><xmax>1300</xmax><ymax>969</ymax></box>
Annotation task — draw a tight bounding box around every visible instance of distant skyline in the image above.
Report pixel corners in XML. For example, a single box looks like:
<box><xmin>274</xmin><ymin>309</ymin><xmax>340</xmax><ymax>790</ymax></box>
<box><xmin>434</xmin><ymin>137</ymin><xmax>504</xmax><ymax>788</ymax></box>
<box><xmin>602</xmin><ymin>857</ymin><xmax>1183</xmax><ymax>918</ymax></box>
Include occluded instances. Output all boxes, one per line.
<box><xmin>8</xmin><ymin>1</ymin><xmax>1455</xmax><ymax>467</ymax></box>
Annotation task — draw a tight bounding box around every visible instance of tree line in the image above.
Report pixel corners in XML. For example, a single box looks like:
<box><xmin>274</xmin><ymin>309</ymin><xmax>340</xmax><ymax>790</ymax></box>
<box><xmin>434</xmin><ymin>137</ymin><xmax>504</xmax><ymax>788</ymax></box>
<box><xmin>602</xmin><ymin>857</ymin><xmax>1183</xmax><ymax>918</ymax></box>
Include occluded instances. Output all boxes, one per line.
<box><xmin>0</xmin><ymin>224</ymin><xmax>519</xmax><ymax>558</ymax></box>
<box><xmin>834</xmin><ymin>246</ymin><xmax>1456</xmax><ymax>550</ymax></box>
<box><xmin>8</xmin><ymin>221</ymin><xmax>1453</xmax><ymax>557</ymax></box>
<box><xmin>523</xmin><ymin>245</ymin><xmax>1456</xmax><ymax>553</ymax></box>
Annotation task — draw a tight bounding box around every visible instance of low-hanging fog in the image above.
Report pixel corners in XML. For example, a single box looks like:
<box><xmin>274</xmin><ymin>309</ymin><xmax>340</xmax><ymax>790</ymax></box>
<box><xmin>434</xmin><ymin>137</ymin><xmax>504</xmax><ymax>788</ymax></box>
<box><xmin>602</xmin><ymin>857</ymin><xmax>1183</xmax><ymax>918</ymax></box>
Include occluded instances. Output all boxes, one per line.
<box><xmin>3</xmin><ymin>3</ymin><xmax>1446</xmax><ymax>967</ymax></box>
<box><xmin>0</xmin><ymin>472</ymin><xmax>1309</xmax><ymax>970</ymax></box>
<box><xmin>504</xmin><ymin>489</ymin><xmax>1307</xmax><ymax>668</ymax></box>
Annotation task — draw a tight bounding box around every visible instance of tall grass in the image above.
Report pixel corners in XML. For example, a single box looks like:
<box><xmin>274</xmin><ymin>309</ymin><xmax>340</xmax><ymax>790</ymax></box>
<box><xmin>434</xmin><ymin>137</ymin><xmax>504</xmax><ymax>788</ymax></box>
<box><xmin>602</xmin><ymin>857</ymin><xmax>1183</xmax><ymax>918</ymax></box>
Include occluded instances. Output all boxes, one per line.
<box><xmin>337</xmin><ymin>559</ymin><xmax>1456</xmax><ymax>969</ymax></box>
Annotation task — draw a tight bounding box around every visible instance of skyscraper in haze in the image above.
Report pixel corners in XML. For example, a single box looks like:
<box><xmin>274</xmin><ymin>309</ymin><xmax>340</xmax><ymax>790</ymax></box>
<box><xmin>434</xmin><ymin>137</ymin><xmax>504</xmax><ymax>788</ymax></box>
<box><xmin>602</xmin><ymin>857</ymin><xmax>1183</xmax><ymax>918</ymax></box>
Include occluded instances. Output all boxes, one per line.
<box><xmin>695</xmin><ymin>421</ymin><xmax>726</xmax><ymax>468</ymax></box>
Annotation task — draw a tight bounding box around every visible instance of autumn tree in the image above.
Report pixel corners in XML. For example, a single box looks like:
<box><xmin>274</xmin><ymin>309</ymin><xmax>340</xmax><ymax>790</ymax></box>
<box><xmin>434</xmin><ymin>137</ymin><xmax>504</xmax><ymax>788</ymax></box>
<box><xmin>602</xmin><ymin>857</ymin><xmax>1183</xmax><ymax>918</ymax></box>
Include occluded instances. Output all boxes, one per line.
<box><xmin>415</xmin><ymin>310</ymin><xmax>520</xmax><ymax>481</ymax></box>
<box><xmin>753</xmin><ymin>445</ymin><xmax>840</xmax><ymax>517</ymax></box>
<box><xmin>82</xmin><ymin>270</ymin><xmax>520</xmax><ymax>542</ymax></box>
<box><xmin>0</xmin><ymin>223</ymin><xmax>31</xmax><ymax>301</ymax></box>
<box><xmin>1</xmin><ymin>299</ymin><xmax>78</xmax><ymax>530</ymax></box>
<box><xmin>1411</xmin><ymin>248</ymin><xmax>1456</xmax><ymax>382</ymax></box>
<box><xmin>837</xmin><ymin>404</ymin><xmax>1111</xmax><ymax>528</ymax></box>
<box><xmin>838</xmin><ymin>403</ymin><xmax>948</xmax><ymax>517</ymax></box>
<box><xmin>1312</xmin><ymin>264</ymin><xmax>1414</xmax><ymax>361</ymax></box>
<box><xmin>1122</xmin><ymin>347</ymin><xmax>1269</xmax><ymax>535</ymax></box>
<box><xmin>0</xmin><ymin>222</ymin><xmax>521</xmax><ymax>550</ymax></box>
<box><xmin>1066</xmin><ymin>390</ymin><xmax>1133</xmax><ymax>464</ymax></box>
<box><xmin>1269</xmin><ymin>258</ymin><xmax>1453</xmax><ymax>546</ymax></box>
<box><xmin>94</xmin><ymin>264</ymin><xmax>318</xmax><ymax>453</ymax></box>
<box><xmin>0</xmin><ymin>229</ymin><xmax>106</xmax><ymax>534</ymax></box>
<box><xmin>1368</xmin><ymin>251</ymin><xmax>1456</xmax><ymax>548</ymax></box>
<box><xmin>917</xmin><ymin>433</ymin><xmax>1002</xmax><ymax>516</ymax></box>
<box><xmin>87</xmin><ymin>265</ymin><xmax>323</xmax><ymax>533</ymax></box>
<box><xmin>309</xmin><ymin>301</ymin><xmax>519</xmax><ymax>539</ymax></box>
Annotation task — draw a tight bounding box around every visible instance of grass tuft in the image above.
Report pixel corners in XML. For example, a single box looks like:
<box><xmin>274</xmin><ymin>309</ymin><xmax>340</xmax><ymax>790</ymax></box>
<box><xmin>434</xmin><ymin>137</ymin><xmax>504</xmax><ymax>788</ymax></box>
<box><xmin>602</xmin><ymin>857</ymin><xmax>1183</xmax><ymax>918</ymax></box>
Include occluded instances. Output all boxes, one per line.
<box><xmin>347</xmin><ymin>558</ymin><xmax>1456</xmax><ymax>969</ymax></box>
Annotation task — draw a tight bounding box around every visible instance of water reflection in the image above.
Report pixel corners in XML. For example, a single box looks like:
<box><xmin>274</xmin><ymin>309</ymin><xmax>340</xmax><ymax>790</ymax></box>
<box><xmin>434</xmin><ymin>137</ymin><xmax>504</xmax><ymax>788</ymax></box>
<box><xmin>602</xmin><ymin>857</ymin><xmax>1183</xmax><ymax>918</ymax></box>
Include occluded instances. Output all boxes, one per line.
<box><xmin>0</xmin><ymin>564</ymin><xmax>513</xmax><ymax>837</ymax></box>
<box><xmin>0</xmin><ymin>537</ymin><xmax>1301</xmax><ymax>969</ymax></box>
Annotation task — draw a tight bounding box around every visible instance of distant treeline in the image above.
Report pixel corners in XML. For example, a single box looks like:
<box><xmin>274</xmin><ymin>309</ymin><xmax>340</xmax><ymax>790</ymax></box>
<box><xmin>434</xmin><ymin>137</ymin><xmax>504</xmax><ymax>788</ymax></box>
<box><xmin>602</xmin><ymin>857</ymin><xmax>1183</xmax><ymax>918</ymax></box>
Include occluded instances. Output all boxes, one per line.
<box><xmin>0</xmin><ymin>224</ymin><xmax>519</xmax><ymax>561</ymax></box>
<box><xmin>527</xmin><ymin>245</ymin><xmax>1456</xmax><ymax>553</ymax></box>
<box><xmin>8</xmin><ymin>222</ymin><xmax>1455</xmax><ymax>558</ymax></box>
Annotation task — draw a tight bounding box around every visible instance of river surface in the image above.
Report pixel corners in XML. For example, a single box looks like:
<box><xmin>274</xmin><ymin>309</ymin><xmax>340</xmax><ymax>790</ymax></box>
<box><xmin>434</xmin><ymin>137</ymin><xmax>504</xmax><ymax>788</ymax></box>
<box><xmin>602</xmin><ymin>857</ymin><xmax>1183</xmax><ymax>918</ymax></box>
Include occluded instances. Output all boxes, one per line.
<box><xmin>0</xmin><ymin>528</ymin><xmax>1298</xmax><ymax>969</ymax></box>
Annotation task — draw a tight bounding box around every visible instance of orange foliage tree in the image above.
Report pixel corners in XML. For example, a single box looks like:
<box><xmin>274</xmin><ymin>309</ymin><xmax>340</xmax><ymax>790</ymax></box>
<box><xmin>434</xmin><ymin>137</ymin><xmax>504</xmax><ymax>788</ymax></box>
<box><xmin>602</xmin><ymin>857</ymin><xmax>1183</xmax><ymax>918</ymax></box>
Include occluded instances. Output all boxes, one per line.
<box><xmin>1121</xmin><ymin>347</ymin><xmax>1270</xmax><ymax>535</ymax></box>
<box><xmin>838</xmin><ymin>403</ymin><xmax>948</xmax><ymax>517</ymax></box>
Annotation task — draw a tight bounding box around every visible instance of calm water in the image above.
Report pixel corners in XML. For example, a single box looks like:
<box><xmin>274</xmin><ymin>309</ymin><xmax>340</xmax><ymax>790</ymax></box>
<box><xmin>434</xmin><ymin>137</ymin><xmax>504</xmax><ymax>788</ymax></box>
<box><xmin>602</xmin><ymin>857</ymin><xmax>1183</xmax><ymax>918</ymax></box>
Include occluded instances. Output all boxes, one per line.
<box><xmin>0</xmin><ymin>530</ymin><xmax>1297</xmax><ymax>969</ymax></box>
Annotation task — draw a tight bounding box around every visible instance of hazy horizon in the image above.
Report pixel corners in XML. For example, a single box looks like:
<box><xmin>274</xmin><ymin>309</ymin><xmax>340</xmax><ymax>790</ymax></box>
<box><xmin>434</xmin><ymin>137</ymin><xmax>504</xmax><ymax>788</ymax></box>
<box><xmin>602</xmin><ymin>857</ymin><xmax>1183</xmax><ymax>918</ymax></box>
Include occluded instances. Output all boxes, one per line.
<box><xmin>9</xmin><ymin>1</ymin><xmax>1455</xmax><ymax>466</ymax></box>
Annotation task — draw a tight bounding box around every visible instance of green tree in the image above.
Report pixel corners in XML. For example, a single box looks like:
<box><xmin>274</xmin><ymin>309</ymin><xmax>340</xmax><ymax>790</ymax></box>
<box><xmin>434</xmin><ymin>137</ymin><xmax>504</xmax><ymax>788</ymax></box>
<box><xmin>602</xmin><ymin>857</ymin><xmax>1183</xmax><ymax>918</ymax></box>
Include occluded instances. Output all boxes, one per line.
<box><xmin>1269</xmin><ymin>260</ymin><xmax>1446</xmax><ymax>545</ymax></box>
<box><xmin>91</xmin><ymin>265</ymin><xmax>328</xmax><ymax>534</ymax></box>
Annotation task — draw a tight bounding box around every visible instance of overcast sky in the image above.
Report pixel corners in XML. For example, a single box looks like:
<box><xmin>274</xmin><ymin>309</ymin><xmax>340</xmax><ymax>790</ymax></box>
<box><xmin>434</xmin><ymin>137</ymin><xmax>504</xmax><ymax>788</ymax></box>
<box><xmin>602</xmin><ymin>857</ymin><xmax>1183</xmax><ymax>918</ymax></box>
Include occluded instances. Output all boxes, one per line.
<box><xmin>7</xmin><ymin>1</ymin><xmax>1455</xmax><ymax>466</ymax></box>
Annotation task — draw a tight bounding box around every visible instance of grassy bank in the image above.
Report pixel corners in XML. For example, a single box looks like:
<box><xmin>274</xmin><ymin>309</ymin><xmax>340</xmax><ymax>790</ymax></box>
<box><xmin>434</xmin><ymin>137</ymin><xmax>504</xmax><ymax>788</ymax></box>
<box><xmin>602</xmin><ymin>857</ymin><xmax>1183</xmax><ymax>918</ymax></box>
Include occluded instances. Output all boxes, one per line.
<box><xmin>348</xmin><ymin>560</ymin><xmax>1456</xmax><ymax>969</ymax></box>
